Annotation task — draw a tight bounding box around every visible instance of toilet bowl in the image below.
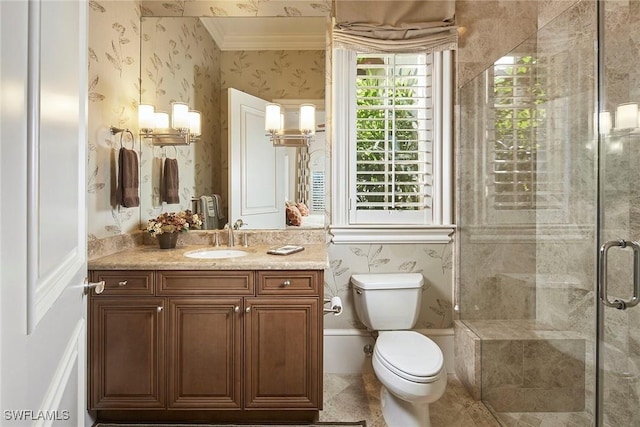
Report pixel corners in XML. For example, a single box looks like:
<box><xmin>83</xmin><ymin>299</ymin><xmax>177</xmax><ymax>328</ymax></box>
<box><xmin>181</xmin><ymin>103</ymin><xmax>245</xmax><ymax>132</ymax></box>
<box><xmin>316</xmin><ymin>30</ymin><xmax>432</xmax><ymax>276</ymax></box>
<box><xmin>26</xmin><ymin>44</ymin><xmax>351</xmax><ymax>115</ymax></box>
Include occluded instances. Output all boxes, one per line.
<box><xmin>372</xmin><ymin>331</ymin><xmax>446</xmax><ymax>427</ymax></box>
<box><xmin>350</xmin><ymin>273</ymin><xmax>447</xmax><ymax>427</ymax></box>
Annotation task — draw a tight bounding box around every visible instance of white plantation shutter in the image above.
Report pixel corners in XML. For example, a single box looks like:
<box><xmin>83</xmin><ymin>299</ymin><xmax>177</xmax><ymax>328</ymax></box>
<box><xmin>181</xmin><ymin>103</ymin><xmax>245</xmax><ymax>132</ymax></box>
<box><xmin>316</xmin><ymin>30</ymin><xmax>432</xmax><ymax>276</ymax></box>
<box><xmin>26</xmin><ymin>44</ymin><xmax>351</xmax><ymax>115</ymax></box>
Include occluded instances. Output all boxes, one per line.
<box><xmin>310</xmin><ymin>170</ymin><xmax>325</xmax><ymax>212</ymax></box>
<box><xmin>330</xmin><ymin>48</ymin><xmax>453</xmax><ymax>244</ymax></box>
<box><xmin>351</xmin><ymin>52</ymin><xmax>434</xmax><ymax>224</ymax></box>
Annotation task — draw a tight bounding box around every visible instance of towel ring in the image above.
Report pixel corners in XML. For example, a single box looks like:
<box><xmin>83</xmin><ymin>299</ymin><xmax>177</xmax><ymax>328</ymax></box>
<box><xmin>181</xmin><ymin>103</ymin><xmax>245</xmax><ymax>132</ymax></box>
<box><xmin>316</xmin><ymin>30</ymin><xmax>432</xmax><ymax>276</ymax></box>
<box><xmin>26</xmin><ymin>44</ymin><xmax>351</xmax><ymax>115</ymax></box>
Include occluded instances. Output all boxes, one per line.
<box><xmin>163</xmin><ymin>145</ymin><xmax>178</xmax><ymax>159</ymax></box>
<box><xmin>118</xmin><ymin>129</ymin><xmax>135</xmax><ymax>150</ymax></box>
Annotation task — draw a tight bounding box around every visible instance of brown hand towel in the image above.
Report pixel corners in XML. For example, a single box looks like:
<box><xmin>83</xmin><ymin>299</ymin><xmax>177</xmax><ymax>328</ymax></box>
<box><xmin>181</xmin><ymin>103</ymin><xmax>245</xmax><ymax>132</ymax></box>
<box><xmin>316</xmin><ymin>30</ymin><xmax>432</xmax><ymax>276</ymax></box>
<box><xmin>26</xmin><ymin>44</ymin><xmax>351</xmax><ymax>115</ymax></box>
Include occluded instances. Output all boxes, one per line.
<box><xmin>116</xmin><ymin>147</ymin><xmax>139</xmax><ymax>208</ymax></box>
<box><xmin>162</xmin><ymin>157</ymin><xmax>180</xmax><ymax>204</ymax></box>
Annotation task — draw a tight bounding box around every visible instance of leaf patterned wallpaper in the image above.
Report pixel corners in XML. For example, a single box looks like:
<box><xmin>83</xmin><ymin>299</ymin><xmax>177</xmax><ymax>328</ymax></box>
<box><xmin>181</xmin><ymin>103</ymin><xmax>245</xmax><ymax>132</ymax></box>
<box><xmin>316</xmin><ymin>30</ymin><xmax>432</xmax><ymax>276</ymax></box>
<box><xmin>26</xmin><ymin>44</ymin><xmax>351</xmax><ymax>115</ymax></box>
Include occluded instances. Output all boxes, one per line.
<box><xmin>140</xmin><ymin>0</ymin><xmax>331</xmax><ymax>17</ymax></box>
<box><xmin>139</xmin><ymin>16</ymin><xmax>221</xmax><ymax>221</ymax></box>
<box><xmin>87</xmin><ymin>0</ymin><xmax>455</xmax><ymax>330</ymax></box>
<box><xmin>325</xmin><ymin>243</ymin><xmax>454</xmax><ymax>330</ymax></box>
<box><xmin>88</xmin><ymin>0</ymin><xmax>142</xmax><ymax>241</ymax></box>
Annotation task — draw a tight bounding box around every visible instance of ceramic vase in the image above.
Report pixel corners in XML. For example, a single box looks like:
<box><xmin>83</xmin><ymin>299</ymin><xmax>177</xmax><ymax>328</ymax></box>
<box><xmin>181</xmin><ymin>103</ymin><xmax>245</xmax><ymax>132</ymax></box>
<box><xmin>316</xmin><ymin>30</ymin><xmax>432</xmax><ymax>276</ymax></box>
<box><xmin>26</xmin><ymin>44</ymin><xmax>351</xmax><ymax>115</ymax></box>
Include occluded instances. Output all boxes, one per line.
<box><xmin>157</xmin><ymin>232</ymin><xmax>178</xmax><ymax>249</ymax></box>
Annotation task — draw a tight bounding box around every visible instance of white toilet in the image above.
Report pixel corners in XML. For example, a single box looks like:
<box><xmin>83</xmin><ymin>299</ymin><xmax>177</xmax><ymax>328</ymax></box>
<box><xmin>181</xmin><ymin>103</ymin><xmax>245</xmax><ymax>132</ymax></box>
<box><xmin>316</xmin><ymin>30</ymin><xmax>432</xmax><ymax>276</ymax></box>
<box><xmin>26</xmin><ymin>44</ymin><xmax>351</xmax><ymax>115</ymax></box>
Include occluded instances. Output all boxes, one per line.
<box><xmin>351</xmin><ymin>273</ymin><xmax>447</xmax><ymax>427</ymax></box>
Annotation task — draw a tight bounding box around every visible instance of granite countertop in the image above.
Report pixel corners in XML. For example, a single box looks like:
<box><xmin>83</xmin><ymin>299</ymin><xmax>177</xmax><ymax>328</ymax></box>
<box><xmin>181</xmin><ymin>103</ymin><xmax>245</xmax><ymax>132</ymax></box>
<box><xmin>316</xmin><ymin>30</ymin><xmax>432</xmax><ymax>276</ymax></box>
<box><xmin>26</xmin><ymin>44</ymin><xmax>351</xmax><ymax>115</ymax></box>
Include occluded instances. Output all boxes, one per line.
<box><xmin>88</xmin><ymin>243</ymin><xmax>329</xmax><ymax>271</ymax></box>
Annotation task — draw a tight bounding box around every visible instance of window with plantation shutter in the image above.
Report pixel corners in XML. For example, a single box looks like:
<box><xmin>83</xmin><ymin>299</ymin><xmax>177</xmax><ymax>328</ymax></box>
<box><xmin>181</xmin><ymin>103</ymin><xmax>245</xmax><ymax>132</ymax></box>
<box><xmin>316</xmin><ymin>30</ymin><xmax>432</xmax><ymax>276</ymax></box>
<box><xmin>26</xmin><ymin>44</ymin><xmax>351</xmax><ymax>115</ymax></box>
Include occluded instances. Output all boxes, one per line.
<box><xmin>331</xmin><ymin>49</ymin><xmax>453</xmax><ymax>244</ymax></box>
<box><xmin>353</xmin><ymin>53</ymin><xmax>434</xmax><ymax>224</ymax></box>
<box><xmin>310</xmin><ymin>171</ymin><xmax>325</xmax><ymax>212</ymax></box>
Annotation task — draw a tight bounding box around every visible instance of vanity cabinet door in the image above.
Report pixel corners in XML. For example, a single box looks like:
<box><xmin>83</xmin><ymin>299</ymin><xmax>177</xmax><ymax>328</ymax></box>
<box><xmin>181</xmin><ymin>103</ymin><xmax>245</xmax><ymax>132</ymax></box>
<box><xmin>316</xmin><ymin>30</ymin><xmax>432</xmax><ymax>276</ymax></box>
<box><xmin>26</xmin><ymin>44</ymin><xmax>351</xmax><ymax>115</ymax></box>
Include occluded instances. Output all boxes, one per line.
<box><xmin>167</xmin><ymin>297</ymin><xmax>242</xmax><ymax>409</ymax></box>
<box><xmin>244</xmin><ymin>297</ymin><xmax>321</xmax><ymax>409</ymax></box>
<box><xmin>89</xmin><ymin>297</ymin><xmax>165</xmax><ymax>409</ymax></box>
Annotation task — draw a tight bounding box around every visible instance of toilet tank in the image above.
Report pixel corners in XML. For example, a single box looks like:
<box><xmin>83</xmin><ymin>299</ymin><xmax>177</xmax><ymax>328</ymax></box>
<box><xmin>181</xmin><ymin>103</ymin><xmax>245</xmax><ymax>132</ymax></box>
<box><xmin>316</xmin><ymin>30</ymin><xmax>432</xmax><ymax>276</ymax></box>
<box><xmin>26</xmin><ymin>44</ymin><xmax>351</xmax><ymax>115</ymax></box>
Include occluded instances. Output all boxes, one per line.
<box><xmin>351</xmin><ymin>273</ymin><xmax>424</xmax><ymax>330</ymax></box>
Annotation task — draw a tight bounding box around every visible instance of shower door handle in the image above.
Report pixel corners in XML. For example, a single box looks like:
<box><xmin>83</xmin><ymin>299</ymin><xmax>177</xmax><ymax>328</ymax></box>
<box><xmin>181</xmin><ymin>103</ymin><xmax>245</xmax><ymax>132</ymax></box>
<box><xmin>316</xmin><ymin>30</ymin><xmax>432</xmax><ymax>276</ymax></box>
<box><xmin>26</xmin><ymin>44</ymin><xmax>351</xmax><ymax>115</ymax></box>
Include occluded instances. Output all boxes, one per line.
<box><xmin>599</xmin><ymin>239</ymin><xmax>640</xmax><ymax>310</ymax></box>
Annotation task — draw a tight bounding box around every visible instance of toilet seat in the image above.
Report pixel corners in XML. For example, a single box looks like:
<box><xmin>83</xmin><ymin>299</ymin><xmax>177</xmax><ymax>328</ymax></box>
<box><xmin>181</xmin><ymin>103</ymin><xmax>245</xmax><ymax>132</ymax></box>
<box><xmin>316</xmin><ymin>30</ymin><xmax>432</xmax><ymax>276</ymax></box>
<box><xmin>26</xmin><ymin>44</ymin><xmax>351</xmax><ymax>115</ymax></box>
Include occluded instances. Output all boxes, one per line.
<box><xmin>374</xmin><ymin>331</ymin><xmax>443</xmax><ymax>384</ymax></box>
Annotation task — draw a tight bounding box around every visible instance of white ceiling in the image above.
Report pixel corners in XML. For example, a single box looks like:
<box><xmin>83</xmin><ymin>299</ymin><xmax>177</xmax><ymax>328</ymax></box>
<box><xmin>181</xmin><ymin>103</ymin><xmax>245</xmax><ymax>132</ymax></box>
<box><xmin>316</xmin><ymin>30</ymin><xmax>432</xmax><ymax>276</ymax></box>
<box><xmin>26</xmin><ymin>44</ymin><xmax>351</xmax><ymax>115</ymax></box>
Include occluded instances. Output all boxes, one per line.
<box><xmin>200</xmin><ymin>16</ymin><xmax>326</xmax><ymax>51</ymax></box>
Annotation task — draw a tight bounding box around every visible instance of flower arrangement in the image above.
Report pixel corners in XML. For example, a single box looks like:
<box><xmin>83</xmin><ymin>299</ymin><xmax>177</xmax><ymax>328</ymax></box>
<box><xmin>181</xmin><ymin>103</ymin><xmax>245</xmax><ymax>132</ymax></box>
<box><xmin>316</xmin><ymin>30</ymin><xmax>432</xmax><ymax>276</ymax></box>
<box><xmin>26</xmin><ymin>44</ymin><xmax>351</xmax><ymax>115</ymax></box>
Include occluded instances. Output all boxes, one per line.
<box><xmin>147</xmin><ymin>210</ymin><xmax>202</xmax><ymax>236</ymax></box>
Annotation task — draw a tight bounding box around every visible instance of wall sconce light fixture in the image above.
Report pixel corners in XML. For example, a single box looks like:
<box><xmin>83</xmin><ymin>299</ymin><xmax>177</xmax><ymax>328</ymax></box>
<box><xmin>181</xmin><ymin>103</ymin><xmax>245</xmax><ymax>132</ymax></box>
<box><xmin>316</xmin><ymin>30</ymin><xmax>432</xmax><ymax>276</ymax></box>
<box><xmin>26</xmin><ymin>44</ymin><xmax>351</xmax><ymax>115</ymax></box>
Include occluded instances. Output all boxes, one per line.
<box><xmin>593</xmin><ymin>102</ymin><xmax>640</xmax><ymax>154</ymax></box>
<box><xmin>265</xmin><ymin>103</ymin><xmax>316</xmax><ymax>147</ymax></box>
<box><xmin>599</xmin><ymin>102</ymin><xmax>640</xmax><ymax>135</ymax></box>
<box><xmin>137</xmin><ymin>102</ymin><xmax>201</xmax><ymax>146</ymax></box>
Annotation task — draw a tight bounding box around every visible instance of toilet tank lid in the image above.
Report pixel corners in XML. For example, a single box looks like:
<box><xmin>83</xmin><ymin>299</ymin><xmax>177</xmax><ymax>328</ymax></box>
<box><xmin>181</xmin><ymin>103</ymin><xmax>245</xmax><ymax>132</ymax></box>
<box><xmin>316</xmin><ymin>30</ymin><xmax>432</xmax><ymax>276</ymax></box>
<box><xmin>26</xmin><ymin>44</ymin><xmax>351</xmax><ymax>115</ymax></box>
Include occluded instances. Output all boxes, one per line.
<box><xmin>351</xmin><ymin>273</ymin><xmax>423</xmax><ymax>290</ymax></box>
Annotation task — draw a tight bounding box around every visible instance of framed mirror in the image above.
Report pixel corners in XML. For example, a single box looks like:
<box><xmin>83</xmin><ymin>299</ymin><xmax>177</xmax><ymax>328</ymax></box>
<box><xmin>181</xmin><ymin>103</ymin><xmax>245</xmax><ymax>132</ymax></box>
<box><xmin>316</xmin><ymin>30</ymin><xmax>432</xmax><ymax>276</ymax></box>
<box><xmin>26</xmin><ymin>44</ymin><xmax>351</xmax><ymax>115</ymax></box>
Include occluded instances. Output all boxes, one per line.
<box><xmin>138</xmin><ymin>1</ymin><xmax>330</xmax><ymax>230</ymax></box>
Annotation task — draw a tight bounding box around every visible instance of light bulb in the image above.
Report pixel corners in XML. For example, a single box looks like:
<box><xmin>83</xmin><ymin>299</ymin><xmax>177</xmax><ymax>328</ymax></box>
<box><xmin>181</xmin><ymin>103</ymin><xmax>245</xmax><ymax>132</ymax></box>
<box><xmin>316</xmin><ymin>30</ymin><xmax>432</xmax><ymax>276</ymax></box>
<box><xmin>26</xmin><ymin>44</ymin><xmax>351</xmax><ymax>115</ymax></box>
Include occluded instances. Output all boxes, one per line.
<box><xmin>154</xmin><ymin>111</ymin><xmax>169</xmax><ymax>129</ymax></box>
<box><xmin>299</xmin><ymin>103</ymin><xmax>316</xmax><ymax>134</ymax></box>
<box><xmin>265</xmin><ymin>103</ymin><xmax>282</xmax><ymax>133</ymax></box>
<box><xmin>615</xmin><ymin>103</ymin><xmax>638</xmax><ymax>130</ymax></box>
<box><xmin>138</xmin><ymin>104</ymin><xmax>155</xmax><ymax>131</ymax></box>
<box><xmin>189</xmin><ymin>110</ymin><xmax>201</xmax><ymax>136</ymax></box>
<box><xmin>172</xmin><ymin>102</ymin><xmax>190</xmax><ymax>130</ymax></box>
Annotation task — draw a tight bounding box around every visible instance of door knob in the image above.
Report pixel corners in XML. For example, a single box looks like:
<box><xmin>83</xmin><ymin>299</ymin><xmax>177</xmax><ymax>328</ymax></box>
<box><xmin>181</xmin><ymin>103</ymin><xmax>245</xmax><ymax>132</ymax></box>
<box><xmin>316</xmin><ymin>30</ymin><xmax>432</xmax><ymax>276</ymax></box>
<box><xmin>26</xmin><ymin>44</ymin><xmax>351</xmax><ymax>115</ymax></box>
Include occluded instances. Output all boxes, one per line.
<box><xmin>84</xmin><ymin>278</ymin><xmax>105</xmax><ymax>295</ymax></box>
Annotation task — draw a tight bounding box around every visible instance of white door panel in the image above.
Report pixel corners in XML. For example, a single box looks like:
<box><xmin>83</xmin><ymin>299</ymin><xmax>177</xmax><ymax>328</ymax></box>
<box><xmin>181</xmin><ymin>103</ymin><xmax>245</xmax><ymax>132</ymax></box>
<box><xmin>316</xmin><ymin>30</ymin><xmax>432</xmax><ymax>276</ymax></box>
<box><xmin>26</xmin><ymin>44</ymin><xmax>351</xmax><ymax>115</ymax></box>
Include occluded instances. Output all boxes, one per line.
<box><xmin>1</xmin><ymin>0</ymin><xmax>88</xmax><ymax>425</ymax></box>
<box><xmin>28</xmin><ymin>0</ymin><xmax>86</xmax><ymax>333</ymax></box>
<box><xmin>228</xmin><ymin>88</ymin><xmax>285</xmax><ymax>229</ymax></box>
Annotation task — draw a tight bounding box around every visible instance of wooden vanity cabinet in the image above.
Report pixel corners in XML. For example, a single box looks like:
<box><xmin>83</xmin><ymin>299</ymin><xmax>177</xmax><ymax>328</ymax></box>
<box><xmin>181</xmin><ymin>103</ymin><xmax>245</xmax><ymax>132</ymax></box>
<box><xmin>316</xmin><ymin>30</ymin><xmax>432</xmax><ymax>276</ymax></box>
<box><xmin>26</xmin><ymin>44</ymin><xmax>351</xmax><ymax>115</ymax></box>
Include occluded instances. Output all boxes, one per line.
<box><xmin>88</xmin><ymin>271</ymin><xmax>164</xmax><ymax>409</ymax></box>
<box><xmin>89</xmin><ymin>268</ymin><xmax>323</xmax><ymax>419</ymax></box>
<box><xmin>167</xmin><ymin>297</ymin><xmax>243</xmax><ymax>409</ymax></box>
<box><xmin>245</xmin><ymin>297</ymin><xmax>320</xmax><ymax>408</ymax></box>
<box><xmin>246</xmin><ymin>270</ymin><xmax>322</xmax><ymax>409</ymax></box>
<box><xmin>157</xmin><ymin>270</ymin><xmax>251</xmax><ymax>409</ymax></box>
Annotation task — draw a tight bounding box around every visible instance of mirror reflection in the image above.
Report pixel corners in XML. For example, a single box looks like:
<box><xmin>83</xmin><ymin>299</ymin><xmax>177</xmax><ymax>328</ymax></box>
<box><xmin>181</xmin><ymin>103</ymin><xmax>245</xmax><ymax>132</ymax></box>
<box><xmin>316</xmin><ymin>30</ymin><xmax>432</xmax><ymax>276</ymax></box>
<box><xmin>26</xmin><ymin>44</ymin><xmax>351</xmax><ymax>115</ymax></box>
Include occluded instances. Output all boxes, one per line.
<box><xmin>138</xmin><ymin>15</ymin><xmax>327</xmax><ymax>230</ymax></box>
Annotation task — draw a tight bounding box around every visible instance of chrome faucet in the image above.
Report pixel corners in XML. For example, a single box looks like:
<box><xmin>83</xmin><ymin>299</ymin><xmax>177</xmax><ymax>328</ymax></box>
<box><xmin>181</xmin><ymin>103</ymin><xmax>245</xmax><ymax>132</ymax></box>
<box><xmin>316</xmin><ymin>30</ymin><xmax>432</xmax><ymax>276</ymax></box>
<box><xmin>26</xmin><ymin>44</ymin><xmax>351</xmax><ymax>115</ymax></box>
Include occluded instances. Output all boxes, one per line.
<box><xmin>224</xmin><ymin>223</ymin><xmax>234</xmax><ymax>247</ymax></box>
<box><xmin>224</xmin><ymin>219</ymin><xmax>247</xmax><ymax>247</ymax></box>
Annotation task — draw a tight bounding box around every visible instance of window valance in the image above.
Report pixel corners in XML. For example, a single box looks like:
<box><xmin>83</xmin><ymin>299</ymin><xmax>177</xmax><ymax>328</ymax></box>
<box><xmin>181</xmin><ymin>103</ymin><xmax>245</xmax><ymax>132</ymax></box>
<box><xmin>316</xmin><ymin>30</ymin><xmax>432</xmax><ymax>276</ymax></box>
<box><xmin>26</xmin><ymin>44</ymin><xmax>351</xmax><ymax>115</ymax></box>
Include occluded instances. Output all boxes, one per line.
<box><xmin>333</xmin><ymin>0</ymin><xmax>457</xmax><ymax>53</ymax></box>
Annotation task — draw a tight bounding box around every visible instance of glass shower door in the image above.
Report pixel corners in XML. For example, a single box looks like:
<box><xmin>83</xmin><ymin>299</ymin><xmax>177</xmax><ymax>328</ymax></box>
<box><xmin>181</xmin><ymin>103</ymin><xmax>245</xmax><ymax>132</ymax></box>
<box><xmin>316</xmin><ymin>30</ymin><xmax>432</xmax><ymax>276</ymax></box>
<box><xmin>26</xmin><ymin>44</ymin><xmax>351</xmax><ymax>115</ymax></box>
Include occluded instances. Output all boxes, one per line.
<box><xmin>597</xmin><ymin>1</ymin><xmax>640</xmax><ymax>425</ymax></box>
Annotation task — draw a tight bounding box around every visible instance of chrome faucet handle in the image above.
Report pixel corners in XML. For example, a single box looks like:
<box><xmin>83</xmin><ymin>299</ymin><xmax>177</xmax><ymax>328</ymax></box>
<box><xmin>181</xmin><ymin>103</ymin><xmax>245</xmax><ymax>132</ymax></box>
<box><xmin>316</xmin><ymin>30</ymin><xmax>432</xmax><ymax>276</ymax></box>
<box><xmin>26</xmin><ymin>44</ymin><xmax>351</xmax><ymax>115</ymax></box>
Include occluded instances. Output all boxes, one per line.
<box><xmin>243</xmin><ymin>232</ymin><xmax>249</xmax><ymax>248</ymax></box>
<box><xmin>233</xmin><ymin>219</ymin><xmax>247</xmax><ymax>230</ymax></box>
<box><xmin>212</xmin><ymin>231</ymin><xmax>220</xmax><ymax>247</ymax></box>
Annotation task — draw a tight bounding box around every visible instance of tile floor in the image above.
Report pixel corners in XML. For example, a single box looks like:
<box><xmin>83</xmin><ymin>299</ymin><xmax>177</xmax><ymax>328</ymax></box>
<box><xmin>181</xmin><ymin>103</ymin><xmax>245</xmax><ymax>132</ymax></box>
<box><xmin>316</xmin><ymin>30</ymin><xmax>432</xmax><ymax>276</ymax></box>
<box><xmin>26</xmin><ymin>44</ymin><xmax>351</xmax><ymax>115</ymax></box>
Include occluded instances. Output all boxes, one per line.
<box><xmin>318</xmin><ymin>373</ymin><xmax>500</xmax><ymax>427</ymax></box>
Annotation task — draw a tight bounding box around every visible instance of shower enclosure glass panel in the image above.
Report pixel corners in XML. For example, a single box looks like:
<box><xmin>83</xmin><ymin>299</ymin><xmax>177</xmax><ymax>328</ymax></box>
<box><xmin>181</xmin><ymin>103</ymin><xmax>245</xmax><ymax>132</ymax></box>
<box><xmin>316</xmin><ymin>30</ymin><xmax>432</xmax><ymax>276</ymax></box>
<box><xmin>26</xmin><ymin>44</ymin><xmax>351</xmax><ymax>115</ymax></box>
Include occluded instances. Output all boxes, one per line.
<box><xmin>458</xmin><ymin>1</ymin><xmax>597</xmax><ymax>424</ymax></box>
<box><xmin>598</xmin><ymin>1</ymin><xmax>640</xmax><ymax>425</ymax></box>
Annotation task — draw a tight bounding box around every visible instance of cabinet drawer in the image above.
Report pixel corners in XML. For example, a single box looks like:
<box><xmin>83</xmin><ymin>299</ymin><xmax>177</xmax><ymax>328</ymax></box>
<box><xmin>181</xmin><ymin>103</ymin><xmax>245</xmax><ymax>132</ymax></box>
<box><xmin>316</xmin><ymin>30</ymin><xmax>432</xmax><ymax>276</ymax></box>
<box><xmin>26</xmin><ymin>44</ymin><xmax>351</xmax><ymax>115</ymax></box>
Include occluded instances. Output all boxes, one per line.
<box><xmin>90</xmin><ymin>270</ymin><xmax>154</xmax><ymax>296</ymax></box>
<box><xmin>257</xmin><ymin>270</ymin><xmax>321</xmax><ymax>296</ymax></box>
<box><xmin>157</xmin><ymin>270</ymin><xmax>254</xmax><ymax>296</ymax></box>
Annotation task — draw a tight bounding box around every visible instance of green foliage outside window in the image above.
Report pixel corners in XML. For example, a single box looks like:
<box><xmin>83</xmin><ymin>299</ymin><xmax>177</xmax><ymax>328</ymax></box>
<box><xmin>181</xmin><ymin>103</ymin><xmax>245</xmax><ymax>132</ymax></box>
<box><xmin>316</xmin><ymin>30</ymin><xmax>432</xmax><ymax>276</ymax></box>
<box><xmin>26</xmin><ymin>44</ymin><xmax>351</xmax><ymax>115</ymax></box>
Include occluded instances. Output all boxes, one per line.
<box><xmin>355</xmin><ymin>56</ymin><xmax>423</xmax><ymax>210</ymax></box>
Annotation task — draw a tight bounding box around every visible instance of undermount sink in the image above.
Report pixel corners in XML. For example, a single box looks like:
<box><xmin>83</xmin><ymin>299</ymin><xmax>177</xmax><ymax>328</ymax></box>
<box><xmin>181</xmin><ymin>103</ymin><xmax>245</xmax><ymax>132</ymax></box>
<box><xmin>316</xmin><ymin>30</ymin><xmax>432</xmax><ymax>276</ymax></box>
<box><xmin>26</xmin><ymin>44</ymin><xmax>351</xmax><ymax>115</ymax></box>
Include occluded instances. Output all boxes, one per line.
<box><xmin>183</xmin><ymin>249</ymin><xmax>249</xmax><ymax>259</ymax></box>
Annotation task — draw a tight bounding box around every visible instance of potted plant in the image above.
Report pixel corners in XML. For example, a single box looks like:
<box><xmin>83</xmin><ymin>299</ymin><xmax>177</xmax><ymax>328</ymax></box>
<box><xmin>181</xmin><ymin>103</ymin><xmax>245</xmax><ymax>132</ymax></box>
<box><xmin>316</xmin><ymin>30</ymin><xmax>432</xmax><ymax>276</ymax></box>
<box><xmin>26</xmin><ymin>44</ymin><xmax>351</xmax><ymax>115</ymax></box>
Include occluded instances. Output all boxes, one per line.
<box><xmin>146</xmin><ymin>210</ymin><xmax>202</xmax><ymax>249</ymax></box>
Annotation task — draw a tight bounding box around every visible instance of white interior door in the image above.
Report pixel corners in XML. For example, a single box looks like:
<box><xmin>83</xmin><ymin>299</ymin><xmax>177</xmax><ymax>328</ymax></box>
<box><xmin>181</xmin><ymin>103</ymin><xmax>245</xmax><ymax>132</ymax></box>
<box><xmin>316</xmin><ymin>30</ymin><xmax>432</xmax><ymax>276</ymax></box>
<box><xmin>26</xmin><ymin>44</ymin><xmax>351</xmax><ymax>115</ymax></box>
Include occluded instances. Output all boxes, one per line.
<box><xmin>1</xmin><ymin>1</ymin><xmax>89</xmax><ymax>425</ymax></box>
<box><xmin>228</xmin><ymin>88</ymin><xmax>285</xmax><ymax>229</ymax></box>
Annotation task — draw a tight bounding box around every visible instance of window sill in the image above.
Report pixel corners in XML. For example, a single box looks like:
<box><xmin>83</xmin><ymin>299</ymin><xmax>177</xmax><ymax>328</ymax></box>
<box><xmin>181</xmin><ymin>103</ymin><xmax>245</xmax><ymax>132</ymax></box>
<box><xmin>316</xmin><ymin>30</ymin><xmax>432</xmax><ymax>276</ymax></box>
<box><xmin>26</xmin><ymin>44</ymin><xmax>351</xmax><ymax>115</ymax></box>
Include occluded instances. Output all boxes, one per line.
<box><xmin>329</xmin><ymin>225</ymin><xmax>456</xmax><ymax>244</ymax></box>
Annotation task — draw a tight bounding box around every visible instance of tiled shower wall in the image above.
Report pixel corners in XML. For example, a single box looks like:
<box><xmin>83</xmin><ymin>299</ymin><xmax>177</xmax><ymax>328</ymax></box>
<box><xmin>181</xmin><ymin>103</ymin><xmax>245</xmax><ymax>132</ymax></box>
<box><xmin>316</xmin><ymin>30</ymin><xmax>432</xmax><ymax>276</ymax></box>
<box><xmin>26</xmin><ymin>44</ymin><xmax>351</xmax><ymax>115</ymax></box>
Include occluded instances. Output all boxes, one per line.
<box><xmin>456</xmin><ymin>0</ymin><xmax>597</xmax><ymax>416</ymax></box>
